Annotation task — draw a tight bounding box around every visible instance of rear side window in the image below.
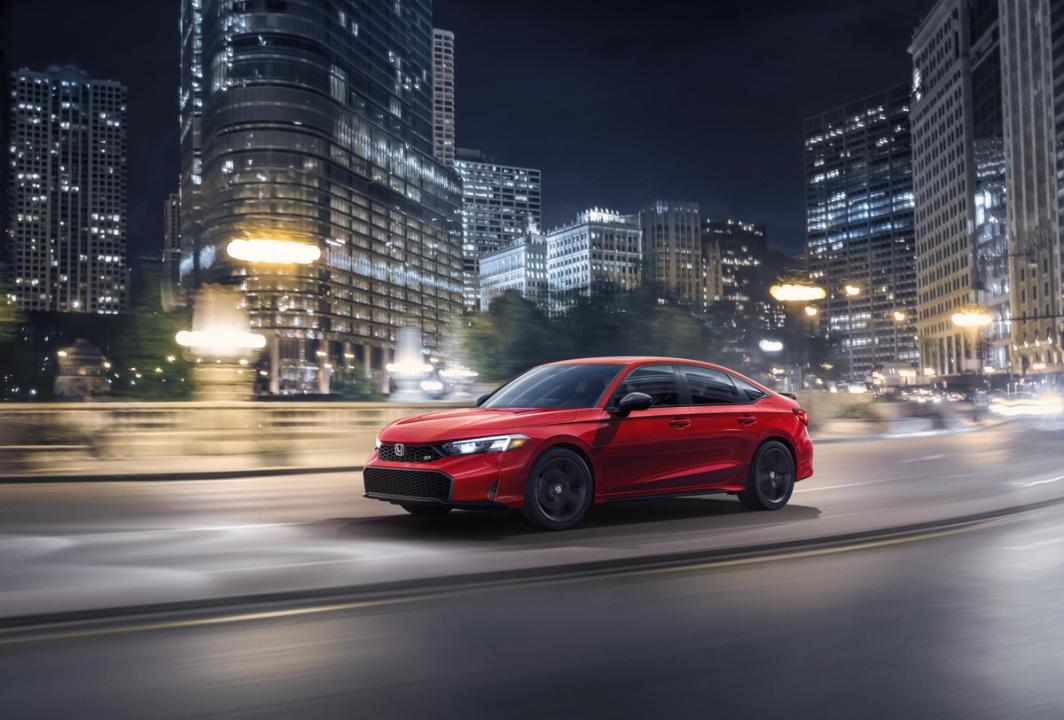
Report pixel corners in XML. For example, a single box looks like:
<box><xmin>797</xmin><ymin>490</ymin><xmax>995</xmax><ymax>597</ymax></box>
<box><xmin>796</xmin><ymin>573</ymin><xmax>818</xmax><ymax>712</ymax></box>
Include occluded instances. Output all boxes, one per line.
<box><xmin>730</xmin><ymin>375</ymin><xmax>767</xmax><ymax>402</ymax></box>
<box><xmin>612</xmin><ymin>364</ymin><xmax>681</xmax><ymax>407</ymax></box>
<box><xmin>682</xmin><ymin>366</ymin><xmax>741</xmax><ymax>405</ymax></box>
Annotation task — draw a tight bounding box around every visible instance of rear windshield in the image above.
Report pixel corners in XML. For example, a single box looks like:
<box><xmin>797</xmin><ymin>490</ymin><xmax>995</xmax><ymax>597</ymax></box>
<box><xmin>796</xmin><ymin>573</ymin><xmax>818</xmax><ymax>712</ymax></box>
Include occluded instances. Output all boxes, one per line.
<box><xmin>483</xmin><ymin>364</ymin><xmax>624</xmax><ymax>409</ymax></box>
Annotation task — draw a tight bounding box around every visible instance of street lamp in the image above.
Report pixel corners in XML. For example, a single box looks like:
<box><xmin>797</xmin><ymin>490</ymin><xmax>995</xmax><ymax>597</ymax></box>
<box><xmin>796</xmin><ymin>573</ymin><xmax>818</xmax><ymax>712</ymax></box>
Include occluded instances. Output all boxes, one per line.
<box><xmin>770</xmin><ymin>283</ymin><xmax>827</xmax><ymax>303</ymax></box>
<box><xmin>225</xmin><ymin>238</ymin><xmax>321</xmax><ymax>265</ymax></box>
<box><xmin>758</xmin><ymin>339</ymin><xmax>784</xmax><ymax>354</ymax></box>
<box><xmin>843</xmin><ymin>284</ymin><xmax>861</xmax><ymax>382</ymax></box>
<box><xmin>951</xmin><ymin>305</ymin><xmax>992</xmax><ymax>376</ymax></box>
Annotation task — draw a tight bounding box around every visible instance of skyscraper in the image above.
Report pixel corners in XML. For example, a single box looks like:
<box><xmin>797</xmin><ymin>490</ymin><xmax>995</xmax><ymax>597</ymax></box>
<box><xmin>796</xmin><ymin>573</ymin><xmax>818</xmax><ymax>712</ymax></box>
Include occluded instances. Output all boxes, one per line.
<box><xmin>454</xmin><ymin>148</ymin><xmax>542</xmax><ymax>312</ymax></box>
<box><xmin>431</xmin><ymin>28</ymin><xmax>455</xmax><ymax>168</ymax></box>
<box><xmin>7</xmin><ymin>67</ymin><xmax>128</xmax><ymax>313</ymax></box>
<box><xmin>0</xmin><ymin>0</ymin><xmax>10</xmax><ymax>260</ymax></box>
<box><xmin>183</xmin><ymin>0</ymin><xmax>464</xmax><ymax>394</ymax></box>
<box><xmin>805</xmin><ymin>84</ymin><xmax>917</xmax><ymax>381</ymax></box>
<box><xmin>177</xmin><ymin>0</ymin><xmax>203</xmax><ymax>306</ymax></box>
<box><xmin>910</xmin><ymin>0</ymin><xmax>1009</xmax><ymax>377</ymax></box>
<box><xmin>162</xmin><ymin>192</ymin><xmax>181</xmax><ymax>309</ymax></box>
<box><xmin>998</xmin><ymin>0</ymin><xmax>1064</xmax><ymax>374</ymax></box>
<box><xmin>640</xmin><ymin>200</ymin><xmax>702</xmax><ymax>305</ymax></box>
<box><xmin>545</xmin><ymin>209</ymin><xmax>642</xmax><ymax>316</ymax></box>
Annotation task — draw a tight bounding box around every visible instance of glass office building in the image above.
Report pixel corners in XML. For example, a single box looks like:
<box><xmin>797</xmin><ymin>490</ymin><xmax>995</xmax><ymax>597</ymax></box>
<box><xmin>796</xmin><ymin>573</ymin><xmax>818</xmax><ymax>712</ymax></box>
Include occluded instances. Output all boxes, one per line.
<box><xmin>805</xmin><ymin>84</ymin><xmax>918</xmax><ymax>381</ymax></box>
<box><xmin>183</xmin><ymin>0</ymin><xmax>463</xmax><ymax>394</ymax></box>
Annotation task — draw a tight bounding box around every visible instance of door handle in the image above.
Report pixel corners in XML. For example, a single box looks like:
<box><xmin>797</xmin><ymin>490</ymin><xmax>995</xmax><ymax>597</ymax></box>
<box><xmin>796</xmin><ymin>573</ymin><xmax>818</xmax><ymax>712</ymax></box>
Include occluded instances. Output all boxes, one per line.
<box><xmin>737</xmin><ymin>415</ymin><xmax>756</xmax><ymax>426</ymax></box>
<box><xmin>668</xmin><ymin>418</ymin><xmax>691</xmax><ymax>429</ymax></box>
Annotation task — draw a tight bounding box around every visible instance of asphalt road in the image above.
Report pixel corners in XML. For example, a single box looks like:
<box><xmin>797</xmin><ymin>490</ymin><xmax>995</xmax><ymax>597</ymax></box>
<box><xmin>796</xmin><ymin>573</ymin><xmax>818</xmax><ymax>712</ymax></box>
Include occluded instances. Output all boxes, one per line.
<box><xmin>2</xmin><ymin>418</ymin><xmax>1064</xmax><ymax>620</ymax></box>
<box><xmin>3</xmin><ymin>498</ymin><xmax>1063</xmax><ymax>719</ymax></box>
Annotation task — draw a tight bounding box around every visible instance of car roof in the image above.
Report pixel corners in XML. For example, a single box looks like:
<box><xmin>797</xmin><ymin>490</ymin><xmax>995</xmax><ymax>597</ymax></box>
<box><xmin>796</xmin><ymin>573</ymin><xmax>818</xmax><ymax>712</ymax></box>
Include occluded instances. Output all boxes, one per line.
<box><xmin>547</xmin><ymin>357</ymin><xmax>772</xmax><ymax>391</ymax></box>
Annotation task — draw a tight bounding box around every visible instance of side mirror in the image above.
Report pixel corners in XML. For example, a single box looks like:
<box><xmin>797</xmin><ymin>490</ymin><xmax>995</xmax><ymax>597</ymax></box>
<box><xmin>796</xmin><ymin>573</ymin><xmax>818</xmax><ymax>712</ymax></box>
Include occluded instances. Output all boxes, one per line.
<box><xmin>610</xmin><ymin>391</ymin><xmax>653</xmax><ymax>417</ymax></box>
<box><xmin>475</xmin><ymin>393</ymin><xmax>492</xmax><ymax>407</ymax></box>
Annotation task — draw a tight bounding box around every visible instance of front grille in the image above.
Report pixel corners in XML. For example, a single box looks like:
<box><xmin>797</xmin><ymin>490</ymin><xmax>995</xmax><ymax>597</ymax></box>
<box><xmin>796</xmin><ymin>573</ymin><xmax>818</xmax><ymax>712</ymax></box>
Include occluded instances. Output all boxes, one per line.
<box><xmin>363</xmin><ymin>467</ymin><xmax>451</xmax><ymax>501</ymax></box>
<box><xmin>377</xmin><ymin>443</ymin><xmax>441</xmax><ymax>463</ymax></box>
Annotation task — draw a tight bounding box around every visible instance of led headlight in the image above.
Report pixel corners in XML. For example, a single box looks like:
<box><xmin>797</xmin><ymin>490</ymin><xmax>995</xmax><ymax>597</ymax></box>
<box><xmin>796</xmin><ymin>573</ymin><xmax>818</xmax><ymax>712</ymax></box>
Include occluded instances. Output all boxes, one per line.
<box><xmin>441</xmin><ymin>434</ymin><xmax>530</xmax><ymax>456</ymax></box>
<box><xmin>374</xmin><ymin>436</ymin><xmax>382</xmax><ymax>450</ymax></box>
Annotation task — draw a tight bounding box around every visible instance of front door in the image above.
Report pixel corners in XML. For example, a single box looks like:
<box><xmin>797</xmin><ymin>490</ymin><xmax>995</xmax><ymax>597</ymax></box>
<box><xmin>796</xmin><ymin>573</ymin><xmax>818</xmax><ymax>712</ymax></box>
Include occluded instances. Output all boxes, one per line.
<box><xmin>594</xmin><ymin>364</ymin><xmax>697</xmax><ymax>498</ymax></box>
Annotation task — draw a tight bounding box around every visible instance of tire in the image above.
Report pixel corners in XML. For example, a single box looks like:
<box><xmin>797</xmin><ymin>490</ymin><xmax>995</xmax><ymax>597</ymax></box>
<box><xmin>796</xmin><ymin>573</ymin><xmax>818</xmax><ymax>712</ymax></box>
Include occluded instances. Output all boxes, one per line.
<box><xmin>737</xmin><ymin>440</ymin><xmax>795</xmax><ymax>511</ymax></box>
<box><xmin>521</xmin><ymin>448</ymin><xmax>594</xmax><ymax>530</ymax></box>
<box><xmin>400</xmin><ymin>503</ymin><xmax>452</xmax><ymax>517</ymax></box>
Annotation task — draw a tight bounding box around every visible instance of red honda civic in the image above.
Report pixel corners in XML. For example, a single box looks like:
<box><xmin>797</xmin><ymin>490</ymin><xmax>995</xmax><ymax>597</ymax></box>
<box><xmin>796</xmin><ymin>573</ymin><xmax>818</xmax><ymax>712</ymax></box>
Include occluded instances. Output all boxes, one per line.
<box><xmin>364</xmin><ymin>357</ymin><xmax>814</xmax><ymax>530</ymax></box>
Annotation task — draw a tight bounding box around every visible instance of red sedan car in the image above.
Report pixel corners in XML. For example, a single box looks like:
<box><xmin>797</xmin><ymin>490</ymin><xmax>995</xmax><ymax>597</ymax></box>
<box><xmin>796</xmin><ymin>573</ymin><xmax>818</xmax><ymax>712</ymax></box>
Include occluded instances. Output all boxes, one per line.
<box><xmin>364</xmin><ymin>357</ymin><xmax>813</xmax><ymax>530</ymax></box>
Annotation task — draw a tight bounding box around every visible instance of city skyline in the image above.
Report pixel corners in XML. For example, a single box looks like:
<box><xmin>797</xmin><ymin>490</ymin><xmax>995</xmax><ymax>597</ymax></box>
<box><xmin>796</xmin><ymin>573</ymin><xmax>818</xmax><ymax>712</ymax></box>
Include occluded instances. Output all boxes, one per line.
<box><xmin>6</xmin><ymin>0</ymin><xmax>932</xmax><ymax>258</ymax></box>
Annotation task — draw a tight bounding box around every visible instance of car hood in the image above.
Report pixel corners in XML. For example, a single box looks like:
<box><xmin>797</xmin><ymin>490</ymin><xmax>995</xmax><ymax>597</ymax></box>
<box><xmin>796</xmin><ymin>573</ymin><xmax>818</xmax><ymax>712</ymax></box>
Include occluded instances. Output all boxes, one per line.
<box><xmin>379</xmin><ymin>407</ymin><xmax>584</xmax><ymax>444</ymax></box>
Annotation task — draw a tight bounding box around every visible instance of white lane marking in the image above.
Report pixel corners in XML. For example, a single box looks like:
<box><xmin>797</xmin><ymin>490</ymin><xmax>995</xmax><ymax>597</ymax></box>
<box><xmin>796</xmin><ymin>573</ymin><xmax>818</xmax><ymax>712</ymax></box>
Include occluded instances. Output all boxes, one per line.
<box><xmin>1018</xmin><ymin>475</ymin><xmax>1064</xmax><ymax>488</ymax></box>
<box><xmin>900</xmin><ymin>454</ymin><xmax>947</xmax><ymax>463</ymax></box>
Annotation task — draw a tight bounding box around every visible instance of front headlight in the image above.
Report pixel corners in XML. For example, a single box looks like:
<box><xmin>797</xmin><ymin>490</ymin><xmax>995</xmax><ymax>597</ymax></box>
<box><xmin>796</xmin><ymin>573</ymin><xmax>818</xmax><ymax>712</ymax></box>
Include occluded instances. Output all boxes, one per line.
<box><xmin>441</xmin><ymin>434</ymin><xmax>530</xmax><ymax>456</ymax></box>
<box><xmin>374</xmin><ymin>435</ymin><xmax>382</xmax><ymax>450</ymax></box>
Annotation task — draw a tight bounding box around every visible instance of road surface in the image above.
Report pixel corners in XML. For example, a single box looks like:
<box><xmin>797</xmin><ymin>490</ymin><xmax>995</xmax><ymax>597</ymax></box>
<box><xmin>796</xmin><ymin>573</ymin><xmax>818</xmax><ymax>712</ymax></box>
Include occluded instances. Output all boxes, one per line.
<box><xmin>1</xmin><ymin>418</ymin><xmax>1064</xmax><ymax>620</ymax></box>
<box><xmin>2</xmin><ymin>495</ymin><xmax>1063</xmax><ymax>718</ymax></box>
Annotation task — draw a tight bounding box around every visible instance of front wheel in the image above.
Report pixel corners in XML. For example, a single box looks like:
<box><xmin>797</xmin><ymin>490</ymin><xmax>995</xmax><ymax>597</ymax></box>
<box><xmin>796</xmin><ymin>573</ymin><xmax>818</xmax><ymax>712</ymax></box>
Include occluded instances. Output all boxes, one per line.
<box><xmin>400</xmin><ymin>503</ymin><xmax>452</xmax><ymax>517</ymax></box>
<box><xmin>521</xmin><ymin>448</ymin><xmax>594</xmax><ymax>530</ymax></box>
<box><xmin>737</xmin><ymin>440</ymin><xmax>795</xmax><ymax>511</ymax></box>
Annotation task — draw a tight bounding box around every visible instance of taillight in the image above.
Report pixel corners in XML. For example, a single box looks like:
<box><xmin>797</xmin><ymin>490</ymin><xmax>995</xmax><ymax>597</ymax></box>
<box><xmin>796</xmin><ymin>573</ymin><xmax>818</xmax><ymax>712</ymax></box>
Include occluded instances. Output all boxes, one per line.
<box><xmin>793</xmin><ymin>407</ymin><xmax>808</xmax><ymax>425</ymax></box>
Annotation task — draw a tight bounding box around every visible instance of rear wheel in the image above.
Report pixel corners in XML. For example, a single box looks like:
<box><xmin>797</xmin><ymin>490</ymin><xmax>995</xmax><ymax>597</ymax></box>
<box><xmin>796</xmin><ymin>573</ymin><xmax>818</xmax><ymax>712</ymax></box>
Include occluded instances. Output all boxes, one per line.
<box><xmin>738</xmin><ymin>440</ymin><xmax>795</xmax><ymax>511</ymax></box>
<box><xmin>521</xmin><ymin>448</ymin><xmax>593</xmax><ymax>530</ymax></box>
<box><xmin>400</xmin><ymin>504</ymin><xmax>452</xmax><ymax>517</ymax></box>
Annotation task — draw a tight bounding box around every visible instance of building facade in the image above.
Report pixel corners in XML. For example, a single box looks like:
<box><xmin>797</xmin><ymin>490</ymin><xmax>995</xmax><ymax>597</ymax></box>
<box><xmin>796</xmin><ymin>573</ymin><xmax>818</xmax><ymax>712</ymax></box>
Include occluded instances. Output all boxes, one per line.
<box><xmin>178</xmin><ymin>0</ymin><xmax>204</xmax><ymax>306</ymax></box>
<box><xmin>7</xmin><ymin>67</ymin><xmax>128</xmax><ymax>313</ymax></box>
<box><xmin>162</xmin><ymin>192</ymin><xmax>181</xmax><ymax>309</ymax></box>
<box><xmin>998</xmin><ymin>0</ymin><xmax>1064</xmax><ymax>375</ymax></box>
<box><xmin>431</xmin><ymin>28</ymin><xmax>455</xmax><ymax>168</ymax></box>
<box><xmin>478</xmin><ymin>236</ymin><xmax>547</xmax><ymax>312</ymax></box>
<box><xmin>1</xmin><ymin>1</ymin><xmax>10</xmax><ymax>259</ymax></box>
<box><xmin>910</xmin><ymin>0</ymin><xmax>1009</xmax><ymax>377</ymax></box>
<box><xmin>805</xmin><ymin>84</ymin><xmax>918</xmax><ymax>381</ymax></box>
<box><xmin>453</xmin><ymin>148</ymin><xmax>542</xmax><ymax>312</ymax></box>
<box><xmin>184</xmin><ymin>0</ymin><xmax>464</xmax><ymax>394</ymax></box>
<box><xmin>545</xmin><ymin>208</ymin><xmax>642</xmax><ymax>316</ymax></box>
<box><xmin>640</xmin><ymin>200</ymin><xmax>702</xmax><ymax>305</ymax></box>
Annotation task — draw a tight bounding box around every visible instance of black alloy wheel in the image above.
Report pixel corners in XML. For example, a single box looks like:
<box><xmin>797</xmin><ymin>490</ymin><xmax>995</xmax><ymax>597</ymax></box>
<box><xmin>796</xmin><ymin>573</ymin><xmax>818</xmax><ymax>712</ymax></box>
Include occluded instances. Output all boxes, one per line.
<box><xmin>738</xmin><ymin>440</ymin><xmax>795</xmax><ymax>511</ymax></box>
<box><xmin>522</xmin><ymin>448</ymin><xmax>594</xmax><ymax>530</ymax></box>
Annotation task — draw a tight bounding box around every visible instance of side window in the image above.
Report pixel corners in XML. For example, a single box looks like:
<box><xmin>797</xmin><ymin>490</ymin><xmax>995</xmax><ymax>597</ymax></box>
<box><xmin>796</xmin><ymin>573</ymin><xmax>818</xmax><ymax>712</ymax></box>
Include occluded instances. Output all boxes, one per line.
<box><xmin>730</xmin><ymin>375</ymin><xmax>767</xmax><ymax>403</ymax></box>
<box><xmin>683</xmin><ymin>366</ymin><xmax>741</xmax><ymax>405</ymax></box>
<box><xmin>612</xmin><ymin>364</ymin><xmax>681</xmax><ymax>407</ymax></box>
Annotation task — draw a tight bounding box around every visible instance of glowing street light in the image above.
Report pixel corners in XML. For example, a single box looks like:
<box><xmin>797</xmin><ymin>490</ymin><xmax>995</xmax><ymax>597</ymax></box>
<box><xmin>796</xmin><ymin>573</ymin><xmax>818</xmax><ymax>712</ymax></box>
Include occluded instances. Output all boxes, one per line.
<box><xmin>892</xmin><ymin>311</ymin><xmax>907</xmax><ymax>323</ymax></box>
<box><xmin>226</xmin><ymin>238</ymin><xmax>321</xmax><ymax>265</ymax></box>
<box><xmin>804</xmin><ymin>305</ymin><xmax>818</xmax><ymax>317</ymax></box>
<box><xmin>770</xmin><ymin>283</ymin><xmax>826</xmax><ymax>303</ymax></box>
<box><xmin>844</xmin><ymin>284</ymin><xmax>861</xmax><ymax>297</ymax></box>
<box><xmin>175</xmin><ymin>329</ymin><xmax>267</xmax><ymax>354</ymax></box>
<box><xmin>758</xmin><ymin>339</ymin><xmax>784</xmax><ymax>354</ymax></box>
<box><xmin>951</xmin><ymin>305</ymin><xmax>992</xmax><ymax>328</ymax></box>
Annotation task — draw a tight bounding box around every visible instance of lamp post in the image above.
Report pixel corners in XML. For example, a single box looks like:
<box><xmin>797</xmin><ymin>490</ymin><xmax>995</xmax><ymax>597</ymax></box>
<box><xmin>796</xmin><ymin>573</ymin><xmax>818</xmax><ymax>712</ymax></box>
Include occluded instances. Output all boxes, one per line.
<box><xmin>951</xmin><ymin>304</ymin><xmax>993</xmax><ymax>378</ymax></box>
<box><xmin>769</xmin><ymin>283</ymin><xmax>826</xmax><ymax>389</ymax></box>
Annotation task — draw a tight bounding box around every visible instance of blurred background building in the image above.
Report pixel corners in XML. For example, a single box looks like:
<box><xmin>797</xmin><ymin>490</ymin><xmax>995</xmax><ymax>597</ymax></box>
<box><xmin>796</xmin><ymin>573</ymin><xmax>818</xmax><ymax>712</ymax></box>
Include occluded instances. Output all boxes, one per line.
<box><xmin>180</xmin><ymin>0</ymin><xmax>463</xmax><ymax>394</ymax></box>
<box><xmin>804</xmin><ymin>84</ymin><xmax>917</xmax><ymax>381</ymax></box>
<box><xmin>7</xmin><ymin>66</ymin><xmax>128</xmax><ymax>314</ymax></box>
<box><xmin>478</xmin><ymin>235</ymin><xmax>548</xmax><ymax>312</ymax></box>
<box><xmin>910</xmin><ymin>0</ymin><xmax>1009</xmax><ymax>378</ymax></box>
<box><xmin>162</xmin><ymin>192</ymin><xmax>181</xmax><ymax>310</ymax></box>
<box><xmin>454</xmin><ymin>148</ymin><xmax>542</xmax><ymax>312</ymax></box>
<box><xmin>431</xmin><ymin>28</ymin><xmax>456</xmax><ymax>168</ymax></box>
<box><xmin>640</xmin><ymin>200</ymin><xmax>702</xmax><ymax>305</ymax></box>
<box><xmin>546</xmin><ymin>209</ymin><xmax>642</xmax><ymax>316</ymax></box>
<box><xmin>999</xmin><ymin>0</ymin><xmax>1064</xmax><ymax>375</ymax></box>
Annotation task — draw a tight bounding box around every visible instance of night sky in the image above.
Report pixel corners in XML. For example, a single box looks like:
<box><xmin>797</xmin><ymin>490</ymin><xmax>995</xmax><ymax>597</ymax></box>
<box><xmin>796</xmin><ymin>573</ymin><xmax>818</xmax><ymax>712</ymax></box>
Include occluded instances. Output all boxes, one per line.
<box><xmin>9</xmin><ymin>0</ymin><xmax>931</xmax><ymax>257</ymax></box>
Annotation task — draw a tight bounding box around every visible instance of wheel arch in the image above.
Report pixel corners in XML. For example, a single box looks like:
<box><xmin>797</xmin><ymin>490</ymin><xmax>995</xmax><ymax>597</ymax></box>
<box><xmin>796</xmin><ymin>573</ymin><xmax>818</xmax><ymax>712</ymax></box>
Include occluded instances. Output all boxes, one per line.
<box><xmin>757</xmin><ymin>435</ymin><xmax>797</xmax><ymax>468</ymax></box>
<box><xmin>535</xmin><ymin>440</ymin><xmax>596</xmax><ymax>490</ymax></box>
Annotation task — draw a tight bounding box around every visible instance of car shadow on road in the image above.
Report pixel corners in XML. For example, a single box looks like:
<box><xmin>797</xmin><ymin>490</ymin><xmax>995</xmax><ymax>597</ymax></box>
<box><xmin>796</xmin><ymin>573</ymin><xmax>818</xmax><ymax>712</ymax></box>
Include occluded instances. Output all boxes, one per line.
<box><xmin>325</xmin><ymin>498</ymin><xmax>822</xmax><ymax>545</ymax></box>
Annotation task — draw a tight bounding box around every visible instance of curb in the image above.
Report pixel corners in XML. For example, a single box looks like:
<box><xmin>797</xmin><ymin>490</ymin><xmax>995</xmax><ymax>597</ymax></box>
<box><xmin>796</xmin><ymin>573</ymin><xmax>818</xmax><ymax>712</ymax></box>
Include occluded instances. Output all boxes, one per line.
<box><xmin>0</xmin><ymin>465</ymin><xmax>364</xmax><ymax>484</ymax></box>
<box><xmin>2</xmin><ymin>493</ymin><xmax>1061</xmax><ymax>635</ymax></box>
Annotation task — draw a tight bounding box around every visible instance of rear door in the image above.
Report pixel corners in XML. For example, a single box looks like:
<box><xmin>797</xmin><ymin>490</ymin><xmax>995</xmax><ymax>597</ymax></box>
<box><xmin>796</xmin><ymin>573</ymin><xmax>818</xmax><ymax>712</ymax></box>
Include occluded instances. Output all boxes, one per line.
<box><xmin>593</xmin><ymin>364</ymin><xmax>697</xmax><ymax>498</ymax></box>
<box><xmin>679</xmin><ymin>365</ymin><xmax>761</xmax><ymax>489</ymax></box>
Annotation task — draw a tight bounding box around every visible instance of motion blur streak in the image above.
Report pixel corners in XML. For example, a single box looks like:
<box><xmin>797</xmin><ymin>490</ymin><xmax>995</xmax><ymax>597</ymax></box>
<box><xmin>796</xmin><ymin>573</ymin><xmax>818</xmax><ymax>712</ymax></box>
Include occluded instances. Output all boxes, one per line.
<box><xmin>3</xmin><ymin>501</ymin><xmax>1064</xmax><ymax>719</ymax></box>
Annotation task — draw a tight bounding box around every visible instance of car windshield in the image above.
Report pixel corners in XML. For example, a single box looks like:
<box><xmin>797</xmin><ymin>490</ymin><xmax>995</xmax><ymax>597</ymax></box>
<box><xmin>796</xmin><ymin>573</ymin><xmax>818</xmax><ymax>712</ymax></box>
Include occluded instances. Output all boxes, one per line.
<box><xmin>482</xmin><ymin>364</ymin><xmax>624</xmax><ymax>409</ymax></box>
